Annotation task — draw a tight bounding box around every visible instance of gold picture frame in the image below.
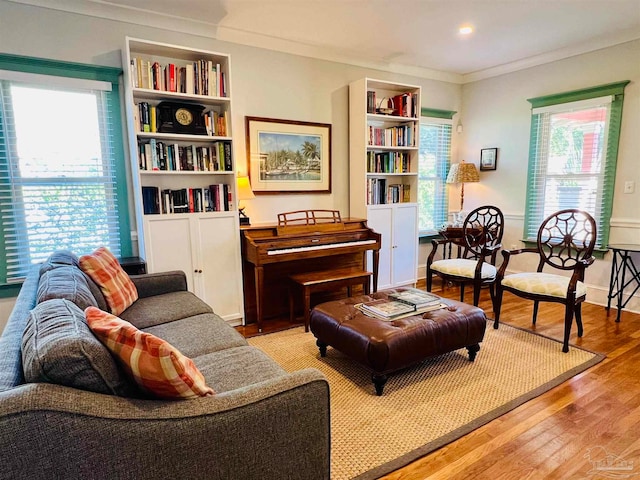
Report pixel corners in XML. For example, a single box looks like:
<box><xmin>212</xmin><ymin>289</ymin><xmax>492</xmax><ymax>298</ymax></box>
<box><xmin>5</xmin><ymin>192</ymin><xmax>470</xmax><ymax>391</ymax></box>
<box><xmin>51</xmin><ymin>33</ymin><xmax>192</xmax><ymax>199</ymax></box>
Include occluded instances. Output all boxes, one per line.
<box><xmin>245</xmin><ymin>116</ymin><xmax>331</xmax><ymax>194</ymax></box>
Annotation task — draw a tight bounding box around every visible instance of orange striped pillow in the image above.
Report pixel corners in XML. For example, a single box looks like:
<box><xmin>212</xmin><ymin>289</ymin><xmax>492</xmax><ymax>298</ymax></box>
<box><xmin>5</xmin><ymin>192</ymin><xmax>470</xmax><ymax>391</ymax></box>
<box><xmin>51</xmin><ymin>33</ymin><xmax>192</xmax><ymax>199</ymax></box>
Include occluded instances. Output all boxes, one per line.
<box><xmin>85</xmin><ymin>307</ymin><xmax>214</xmax><ymax>399</ymax></box>
<box><xmin>79</xmin><ymin>247</ymin><xmax>138</xmax><ymax>315</ymax></box>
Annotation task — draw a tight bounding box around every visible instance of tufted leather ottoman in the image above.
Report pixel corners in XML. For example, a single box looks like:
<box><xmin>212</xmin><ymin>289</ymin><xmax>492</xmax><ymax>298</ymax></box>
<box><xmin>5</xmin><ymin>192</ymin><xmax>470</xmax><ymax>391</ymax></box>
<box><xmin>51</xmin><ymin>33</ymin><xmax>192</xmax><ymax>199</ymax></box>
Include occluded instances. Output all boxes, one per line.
<box><xmin>309</xmin><ymin>289</ymin><xmax>487</xmax><ymax>395</ymax></box>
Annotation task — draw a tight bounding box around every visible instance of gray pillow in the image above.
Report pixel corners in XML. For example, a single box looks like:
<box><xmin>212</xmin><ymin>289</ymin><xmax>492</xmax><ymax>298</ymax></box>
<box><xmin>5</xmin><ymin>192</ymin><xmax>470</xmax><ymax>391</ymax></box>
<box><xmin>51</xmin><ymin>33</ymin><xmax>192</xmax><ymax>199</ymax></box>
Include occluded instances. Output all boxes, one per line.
<box><xmin>37</xmin><ymin>266</ymin><xmax>98</xmax><ymax>310</ymax></box>
<box><xmin>21</xmin><ymin>299</ymin><xmax>135</xmax><ymax>396</ymax></box>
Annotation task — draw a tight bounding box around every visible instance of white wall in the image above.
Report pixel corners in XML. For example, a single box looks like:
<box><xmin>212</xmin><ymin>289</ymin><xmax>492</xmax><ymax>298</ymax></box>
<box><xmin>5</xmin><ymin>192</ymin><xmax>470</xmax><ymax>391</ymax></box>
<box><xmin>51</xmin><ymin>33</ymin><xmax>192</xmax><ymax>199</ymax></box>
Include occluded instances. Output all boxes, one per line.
<box><xmin>458</xmin><ymin>40</ymin><xmax>640</xmax><ymax>311</ymax></box>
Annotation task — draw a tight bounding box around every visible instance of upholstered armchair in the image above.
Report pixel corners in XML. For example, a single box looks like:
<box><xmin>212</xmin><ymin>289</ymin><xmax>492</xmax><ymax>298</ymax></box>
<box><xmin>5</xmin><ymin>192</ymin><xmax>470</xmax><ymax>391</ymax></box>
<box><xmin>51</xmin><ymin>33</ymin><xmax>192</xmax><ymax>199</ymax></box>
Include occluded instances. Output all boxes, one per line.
<box><xmin>427</xmin><ymin>205</ymin><xmax>504</xmax><ymax>309</ymax></box>
<box><xmin>494</xmin><ymin>209</ymin><xmax>597</xmax><ymax>352</ymax></box>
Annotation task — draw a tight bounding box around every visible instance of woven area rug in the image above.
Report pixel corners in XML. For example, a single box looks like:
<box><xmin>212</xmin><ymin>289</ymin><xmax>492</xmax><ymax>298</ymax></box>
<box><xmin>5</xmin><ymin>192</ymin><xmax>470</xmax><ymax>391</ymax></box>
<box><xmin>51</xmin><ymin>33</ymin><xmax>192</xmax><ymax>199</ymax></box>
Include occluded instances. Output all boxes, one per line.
<box><xmin>248</xmin><ymin>321</ymin><xmax>604</xmax><ymax>480</ymax></box>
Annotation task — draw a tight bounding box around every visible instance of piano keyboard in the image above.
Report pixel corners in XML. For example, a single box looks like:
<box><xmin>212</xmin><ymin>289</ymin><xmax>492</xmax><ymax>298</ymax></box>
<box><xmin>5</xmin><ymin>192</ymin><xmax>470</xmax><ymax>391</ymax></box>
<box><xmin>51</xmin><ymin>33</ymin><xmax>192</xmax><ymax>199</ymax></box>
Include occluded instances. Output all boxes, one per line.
<box><xmin>267</xmin><ymin>239</ymin><xmax>377</xmax><ymax>255</ymax></box>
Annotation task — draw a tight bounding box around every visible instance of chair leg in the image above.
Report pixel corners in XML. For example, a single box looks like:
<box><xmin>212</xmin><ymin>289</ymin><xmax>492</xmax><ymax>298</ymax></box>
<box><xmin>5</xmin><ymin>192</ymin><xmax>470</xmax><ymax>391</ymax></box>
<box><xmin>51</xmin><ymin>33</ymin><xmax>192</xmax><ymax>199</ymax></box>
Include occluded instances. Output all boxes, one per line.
<box><xmin>473</xmin><ymin>282</ymin><xmax>481</xmax><ymax>306</ymax></box>
<box><xmin>459</xmin><ymin>284</ymin><xmax>465</xmax><ymax>303</ymax></box>
<box><xmin>562</xmin><ymin>304</ymin><xmax>573</xmax><ymax>353</ymax></box>
<box><xmin>532</xmin><ymin>301</ymin><xmax>539</xmax><ymax>325</ymax></box>
<box><xmin>426</xmin><ymin>271</ymin><xmax>433</xmax><ymax>292</ymax></box>
<box><xmin>494</xmin><ymin>284</ymin><xmax>504</xmax><ymax>329</ymax></box>
<box><xmin>575</xmin><ymin>303</ymin><xmax>584</xmax><ymax>337</ymax></box>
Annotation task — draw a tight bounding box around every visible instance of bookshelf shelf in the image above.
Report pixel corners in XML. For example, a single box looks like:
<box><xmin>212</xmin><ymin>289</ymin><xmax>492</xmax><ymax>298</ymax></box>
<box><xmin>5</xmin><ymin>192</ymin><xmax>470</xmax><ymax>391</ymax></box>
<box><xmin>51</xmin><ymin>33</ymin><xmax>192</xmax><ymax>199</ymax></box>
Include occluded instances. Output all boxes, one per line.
<box><xmin>123</xmin><ymin>36</ymin><xmax>244</xmax><ymax>325</ymax></box>
<box><xmin>349</xmin><ymin>77</ymin><xmax>421</xmax><ymax>290</ymax></box>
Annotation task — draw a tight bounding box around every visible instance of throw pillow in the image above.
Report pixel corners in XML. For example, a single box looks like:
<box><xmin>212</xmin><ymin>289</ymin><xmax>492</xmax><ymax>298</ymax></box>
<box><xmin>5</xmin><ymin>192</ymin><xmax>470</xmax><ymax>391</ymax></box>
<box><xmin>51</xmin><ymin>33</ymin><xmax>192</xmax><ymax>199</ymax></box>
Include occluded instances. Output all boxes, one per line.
<box><xmin>85</xmin><ymin>306</ymin><xmax>214</xmax><ymax>399</ymax></box>
<box><xmin>79</xmin><ymin>247</ymin><xmax>138</xmax><ymax>316</ymax></box>
<box><xmin>21</xmin><ymin>299</ymin><xmax>135</xmax><ymax>396</ymax></box>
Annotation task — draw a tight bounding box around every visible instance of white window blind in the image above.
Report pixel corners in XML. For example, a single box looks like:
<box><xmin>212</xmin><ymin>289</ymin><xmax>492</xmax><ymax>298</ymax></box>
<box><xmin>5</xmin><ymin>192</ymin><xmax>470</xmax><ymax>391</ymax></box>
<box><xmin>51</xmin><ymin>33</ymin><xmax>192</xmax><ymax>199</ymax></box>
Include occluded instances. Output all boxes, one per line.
<box><xmin>418</xmin><ymin>118</ymin><xmax>451</xmax><ymax>234</ymax></box>
<box><xmin>0</xmin><ymin>76</ymin><xmax>122</xmax><ymax>281</ymax></box>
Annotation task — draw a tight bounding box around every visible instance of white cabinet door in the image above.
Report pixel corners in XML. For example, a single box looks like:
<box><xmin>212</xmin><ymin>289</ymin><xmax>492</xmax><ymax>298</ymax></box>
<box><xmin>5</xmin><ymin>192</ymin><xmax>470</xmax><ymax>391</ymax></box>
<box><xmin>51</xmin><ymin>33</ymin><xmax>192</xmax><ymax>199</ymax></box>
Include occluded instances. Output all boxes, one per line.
<box><xmin>193</xmin><ymin>215</ymin><xmax>244</xmax><ymax>322</ymax></box>
<box><xmin>143</xmin><ymin>216</ymin><xmax>196</xmax><ymax>291</ymax></box>
<box><xmin>367</xmin><ymin>206</ymin><xmax>393</xmax><ymax>290</ymax></box>
<box><xmin>392</xmin><ymin>203</ymin><xmax>418</xmax><ymax>286</ymax></box>
<box><xmin>367</xmin><ymin>204</ymin><xmax>418</xmax><ymax>289</ymax></box>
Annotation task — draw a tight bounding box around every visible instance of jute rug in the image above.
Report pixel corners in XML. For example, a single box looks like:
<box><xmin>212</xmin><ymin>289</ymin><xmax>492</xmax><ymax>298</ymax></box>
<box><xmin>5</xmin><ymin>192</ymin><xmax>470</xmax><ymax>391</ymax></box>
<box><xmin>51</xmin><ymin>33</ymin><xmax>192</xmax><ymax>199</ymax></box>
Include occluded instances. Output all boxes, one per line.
<box><xmin>248</xmin><ymin>321</ymin><xmax>604</xmax><ymax>480</ymax></box>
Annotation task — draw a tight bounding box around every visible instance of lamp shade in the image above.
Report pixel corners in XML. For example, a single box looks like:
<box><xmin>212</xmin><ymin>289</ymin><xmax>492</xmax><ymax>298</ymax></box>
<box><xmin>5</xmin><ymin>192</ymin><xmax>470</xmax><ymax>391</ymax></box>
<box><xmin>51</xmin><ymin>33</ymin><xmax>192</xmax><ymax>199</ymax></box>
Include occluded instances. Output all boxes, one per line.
<box><xmin>446</xmin><ymin>161</ymin><xmax>480</xmax><ymax>184</ymax></box>
<box><xmin>236</xmin><ymin>176</ymin><xmax>255</xmax><ymax>201</ymax></box>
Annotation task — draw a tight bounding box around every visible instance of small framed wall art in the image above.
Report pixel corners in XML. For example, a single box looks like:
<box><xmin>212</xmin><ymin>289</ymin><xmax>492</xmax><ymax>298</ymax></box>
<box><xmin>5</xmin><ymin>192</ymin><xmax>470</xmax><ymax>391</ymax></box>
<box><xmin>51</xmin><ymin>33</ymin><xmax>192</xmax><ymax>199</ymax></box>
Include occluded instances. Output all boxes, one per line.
<box><xmin>480</xmin><ymin>148</ymin><xmax>498</xmax><ymax>171</ymax></box>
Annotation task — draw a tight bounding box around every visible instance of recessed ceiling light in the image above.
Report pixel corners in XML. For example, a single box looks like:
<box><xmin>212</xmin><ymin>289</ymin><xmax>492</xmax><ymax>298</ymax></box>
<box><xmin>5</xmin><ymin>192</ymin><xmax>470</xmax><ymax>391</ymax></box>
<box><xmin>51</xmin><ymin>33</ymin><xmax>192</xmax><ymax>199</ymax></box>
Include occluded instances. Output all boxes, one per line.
<box><xmin>459</xmin><ymin>25</ymin><xmax>474</xmax><ymax>35</ymax></box>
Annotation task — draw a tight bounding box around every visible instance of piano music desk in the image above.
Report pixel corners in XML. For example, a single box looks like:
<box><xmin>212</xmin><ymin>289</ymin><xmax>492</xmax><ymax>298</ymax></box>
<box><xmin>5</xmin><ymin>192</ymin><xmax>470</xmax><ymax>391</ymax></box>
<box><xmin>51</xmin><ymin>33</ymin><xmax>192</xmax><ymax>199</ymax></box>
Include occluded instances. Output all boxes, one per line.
<box><xmin>289</xmin><ymin>267</ymin><xmax>373</xmax><ymax>332</ymax></box>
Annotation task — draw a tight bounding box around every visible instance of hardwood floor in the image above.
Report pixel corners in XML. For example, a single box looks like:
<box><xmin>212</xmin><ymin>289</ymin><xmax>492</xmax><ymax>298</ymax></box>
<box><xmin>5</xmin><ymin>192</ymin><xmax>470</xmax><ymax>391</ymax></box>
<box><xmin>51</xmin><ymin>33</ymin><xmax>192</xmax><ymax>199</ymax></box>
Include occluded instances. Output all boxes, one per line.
<box><xmin>237</xmin><ymin>281</ymin><xmax>640</xmax><ymax>479</ymax></box>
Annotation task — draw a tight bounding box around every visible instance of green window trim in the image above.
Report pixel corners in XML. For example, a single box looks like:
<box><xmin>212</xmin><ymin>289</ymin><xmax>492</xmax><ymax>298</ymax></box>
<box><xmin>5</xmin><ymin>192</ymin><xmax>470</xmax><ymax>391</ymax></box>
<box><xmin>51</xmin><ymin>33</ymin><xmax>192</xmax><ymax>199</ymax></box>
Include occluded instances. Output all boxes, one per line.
<box><xmin>0</xmin><ymin>53</ymin><xmax>132</xmax><ymax>288</ymax></box>
<box><xmin>524</xmin><ymin>81</ymin><xmax>629</xmax><ymax>249</ymax></box>
<box><xmin>421</xmin><ymin>108</ymin><xmax>456</xmax><ymax>120</ymax></box>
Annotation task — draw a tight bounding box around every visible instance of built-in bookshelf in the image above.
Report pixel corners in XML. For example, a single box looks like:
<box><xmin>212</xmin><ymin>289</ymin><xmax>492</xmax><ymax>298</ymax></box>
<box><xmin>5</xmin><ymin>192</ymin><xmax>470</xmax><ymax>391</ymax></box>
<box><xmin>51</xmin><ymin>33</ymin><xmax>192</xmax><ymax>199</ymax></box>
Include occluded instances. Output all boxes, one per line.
<box><xmin>122</xmin><ymin>37</ymin><xmax>244</xmax><ymax>325</ymax></box>
<box><xmin>349</xmin><ymin>78</ymin><xmax>421</xmax><ymax>289</ymax></box>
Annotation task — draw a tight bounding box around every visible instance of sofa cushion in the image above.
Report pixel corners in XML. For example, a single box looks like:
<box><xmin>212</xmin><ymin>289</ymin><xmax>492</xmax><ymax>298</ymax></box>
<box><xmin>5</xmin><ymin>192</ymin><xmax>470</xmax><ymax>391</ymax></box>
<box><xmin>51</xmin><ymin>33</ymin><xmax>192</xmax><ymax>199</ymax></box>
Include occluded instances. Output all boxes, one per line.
<box><xmin>85</xmin><ymin>307</ymin><xmax>214</xmax><ymax>399</ymax></box>
<box><xmin>79</xmin><ymin>247</ymin><xmax>138</xmax><ymax>315</ymax></box>
<box><xmin>38</xmin><ymin>250</ymin><xmax>79</xmax><ymax>275</ymax></box>
<box><xmin>119</xmin><ymin>291</ymin><xmax>212</xmax><ymax>329</ymax></box>
<box><xmin>37</xmin><ymin>266</ymin><xmax>98</xmax><ymax>310</ymax></box>
<box><xmin>21</xmin><ymin>299</ymin><xmax>134</xmax><ymax>396</ymax></box>
<box><xmin>193</xmin><ymin>346</ymin><xmax>287</xmax><ymax>394</ymax></box>
<box><xmin>143</xmin><ymin>313</ymin><xmax>248</xmax><ymax>358</ymax></box>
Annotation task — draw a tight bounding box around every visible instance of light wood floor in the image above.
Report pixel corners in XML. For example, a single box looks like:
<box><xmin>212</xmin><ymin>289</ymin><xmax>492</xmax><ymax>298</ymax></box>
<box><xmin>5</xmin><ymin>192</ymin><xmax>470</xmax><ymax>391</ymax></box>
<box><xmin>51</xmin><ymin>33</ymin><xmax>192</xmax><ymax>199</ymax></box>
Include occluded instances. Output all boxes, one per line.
<box><xmin>237</xmin><ymin>281</ymin><xmax>640</xmax><ymax>479</ymax></box>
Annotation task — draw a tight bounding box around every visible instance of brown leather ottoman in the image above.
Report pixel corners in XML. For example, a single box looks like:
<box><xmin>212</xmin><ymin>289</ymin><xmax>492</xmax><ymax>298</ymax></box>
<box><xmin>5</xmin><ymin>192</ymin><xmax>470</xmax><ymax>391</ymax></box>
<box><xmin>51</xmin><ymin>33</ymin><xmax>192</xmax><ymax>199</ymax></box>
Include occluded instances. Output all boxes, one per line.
<box><xmin>309</xmin><ymin>290</ymin><xmax>487</xmax><ymax>395</ymax></box>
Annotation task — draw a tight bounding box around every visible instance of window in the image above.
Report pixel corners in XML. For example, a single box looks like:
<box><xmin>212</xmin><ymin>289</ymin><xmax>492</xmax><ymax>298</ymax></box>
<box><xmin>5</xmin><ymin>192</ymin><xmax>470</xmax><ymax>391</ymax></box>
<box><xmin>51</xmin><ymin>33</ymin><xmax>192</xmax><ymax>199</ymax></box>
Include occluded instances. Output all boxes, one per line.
<box><xmin>525</xmin><ymin>81</ymin><xmax>629</xmax><ymax>249</ymax></box>
<box><xmin>418</xmin><ymin>109</ymin><xmax>454</xmax><ymax>235</ymax></box>
<box><xmin>0</xmin><ymin>54</ymin><xmax>132</xmax><ymax>284</ymax></box>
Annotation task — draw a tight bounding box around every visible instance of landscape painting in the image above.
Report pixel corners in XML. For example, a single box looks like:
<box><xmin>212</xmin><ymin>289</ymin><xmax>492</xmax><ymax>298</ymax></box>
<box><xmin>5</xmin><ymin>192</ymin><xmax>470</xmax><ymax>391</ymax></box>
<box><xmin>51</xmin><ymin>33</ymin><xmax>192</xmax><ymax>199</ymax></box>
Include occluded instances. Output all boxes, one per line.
<box><xmin>245</xmin><ymin>117</ymin><xmax>331</xmax><ymax>193</ymax></box>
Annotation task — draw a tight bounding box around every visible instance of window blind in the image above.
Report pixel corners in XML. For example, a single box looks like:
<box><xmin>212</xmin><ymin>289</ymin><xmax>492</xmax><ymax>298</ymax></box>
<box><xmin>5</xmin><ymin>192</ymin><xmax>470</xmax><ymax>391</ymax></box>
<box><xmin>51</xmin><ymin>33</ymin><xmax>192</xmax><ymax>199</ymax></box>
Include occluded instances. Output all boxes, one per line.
<box><xmin>525</xmin><ymin>82</ymin><xmax>628</xmax><ymax>249</ymax></box>
<box><xmin>418</xmin><ymin>118</ymin><xmax>451</xmax><ymax>234</ymax></box>
<box><xmin>0</xmin><ymin>75</ymin><xmax>122</xmax><ymax>281</ymax></box>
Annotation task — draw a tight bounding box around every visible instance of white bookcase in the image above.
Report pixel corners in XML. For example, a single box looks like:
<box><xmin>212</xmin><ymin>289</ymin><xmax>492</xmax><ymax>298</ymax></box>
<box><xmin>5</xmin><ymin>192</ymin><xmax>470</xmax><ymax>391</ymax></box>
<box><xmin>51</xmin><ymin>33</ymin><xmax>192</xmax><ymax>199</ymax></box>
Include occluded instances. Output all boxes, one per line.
<box><xmin>349</xmin><ymin>78</ymin><xmax>420</xmax><ymax>289</ymax></box>
<box><xmin>122</xmin><ymin>37</ymin><xmax>244</xmax><ymax>325</ymax></box>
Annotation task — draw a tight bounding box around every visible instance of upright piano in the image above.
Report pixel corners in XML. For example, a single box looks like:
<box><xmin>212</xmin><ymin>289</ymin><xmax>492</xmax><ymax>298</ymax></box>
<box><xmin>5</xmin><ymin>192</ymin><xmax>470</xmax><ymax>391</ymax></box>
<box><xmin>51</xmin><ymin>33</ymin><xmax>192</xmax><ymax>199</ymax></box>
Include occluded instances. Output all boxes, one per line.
<box><xmin>241</xmin><ymin>210</ymin><xmax>381</xmax><ymax>331</ymax></box>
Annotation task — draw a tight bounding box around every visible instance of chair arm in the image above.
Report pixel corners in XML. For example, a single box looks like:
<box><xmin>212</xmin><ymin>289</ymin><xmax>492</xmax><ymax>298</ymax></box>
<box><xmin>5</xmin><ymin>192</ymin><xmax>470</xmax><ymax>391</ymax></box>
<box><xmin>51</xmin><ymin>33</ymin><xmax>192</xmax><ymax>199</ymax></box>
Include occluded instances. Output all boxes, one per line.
<box><xmin>497</xmin><ymin>247</ymin><xmax>539</xmax><ymax>278</ymax></box>
<box><xmin>428</xmin><ymin>238</ymin><xmax>453</xmax><ymax>263</ymax></box>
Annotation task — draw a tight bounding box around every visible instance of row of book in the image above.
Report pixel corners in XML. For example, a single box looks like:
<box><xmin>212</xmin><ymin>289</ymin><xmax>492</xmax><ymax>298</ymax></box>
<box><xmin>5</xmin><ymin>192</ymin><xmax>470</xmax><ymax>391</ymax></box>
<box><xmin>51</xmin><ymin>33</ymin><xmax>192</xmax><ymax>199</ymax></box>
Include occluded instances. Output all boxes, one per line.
<box><xmin>138</xmin><ymin>140</ymin><xmax>232</xmax><ymax>172</ymax></box>
<box><xmin>130</xmin><ymin>57</ymin><xmax>227</xmax><ymax>97</ymax></box>
<box><xmin>355</xmin><ymin>288</ymin><xmax>443</xmax><ymax>320</ymax></box>
<box><xmin>366</xmin><ymin>91</ymin><xmax>419</xmax><ymax>118</ymax></box>
<box><xmin>367</xmin><ymin>178</ymin><xmax>411</xmax><ymax>205</ymax></box>
<box><xmin>142</xmin><ymin>184</ymin><xmax>233</xmax><ymax>215</ymax></box>
<box><xmin>368</xmin><ymin>123</ymin><xmax>416</xmax><ymax>148</ymax></box>
<box><xmin>135</xmin><ymin>102</ymin><xmax>229</xmax><ymax>137</ymax></box>
<box><xmin>366</xmin><ymin>151</ymin><xmax>410</xmax><ymax>174</ymax></box>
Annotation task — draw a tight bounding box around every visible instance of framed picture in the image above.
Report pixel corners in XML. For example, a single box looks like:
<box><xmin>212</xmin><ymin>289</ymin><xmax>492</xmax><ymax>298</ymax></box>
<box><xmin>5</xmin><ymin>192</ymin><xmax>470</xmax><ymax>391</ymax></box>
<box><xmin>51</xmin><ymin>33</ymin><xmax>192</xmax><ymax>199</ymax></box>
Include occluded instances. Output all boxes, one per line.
<box><xmin>245</xmin><ymin>116</ymin><xmax>332</xmax><ymax>194</ymax></box>
<box><xmin>480</xmin><ymin>148</ymin><xmax>498</xmax><ymax>171</ymax></box>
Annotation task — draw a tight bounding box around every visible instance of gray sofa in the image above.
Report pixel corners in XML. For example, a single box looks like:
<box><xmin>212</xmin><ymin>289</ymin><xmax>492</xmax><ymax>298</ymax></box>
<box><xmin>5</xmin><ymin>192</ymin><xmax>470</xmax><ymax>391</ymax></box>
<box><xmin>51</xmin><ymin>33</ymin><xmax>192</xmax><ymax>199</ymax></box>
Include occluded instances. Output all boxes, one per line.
<box><xmin>0</xmin><ymin>252</ymin><xmax>330</xmax><ymax>480</ymax></box>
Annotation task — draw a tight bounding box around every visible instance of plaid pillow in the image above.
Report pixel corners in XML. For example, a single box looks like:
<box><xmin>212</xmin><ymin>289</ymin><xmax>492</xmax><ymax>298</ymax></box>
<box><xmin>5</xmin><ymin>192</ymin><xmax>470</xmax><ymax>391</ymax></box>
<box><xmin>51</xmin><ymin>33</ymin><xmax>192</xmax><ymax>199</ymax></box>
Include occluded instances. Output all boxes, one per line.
<box><xmin>79</xmin><ymin>247</ymin><xmax>138</xmax><ymax>315</ymax></box>
<box><xmin>85</xmin><ymin>306</ymin><xmax>214</xmax><ymax>399</ymax></box>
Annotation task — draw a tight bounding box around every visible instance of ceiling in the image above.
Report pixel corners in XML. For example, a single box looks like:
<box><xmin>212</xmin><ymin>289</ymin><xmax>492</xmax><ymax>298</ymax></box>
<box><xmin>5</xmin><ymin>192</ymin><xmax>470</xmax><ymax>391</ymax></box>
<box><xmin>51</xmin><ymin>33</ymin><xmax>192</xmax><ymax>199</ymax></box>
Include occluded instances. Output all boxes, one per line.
<box><xmin>12</xmin><ymin>0</ymin><xmax>640</xmax><ymax>83</ymax></box>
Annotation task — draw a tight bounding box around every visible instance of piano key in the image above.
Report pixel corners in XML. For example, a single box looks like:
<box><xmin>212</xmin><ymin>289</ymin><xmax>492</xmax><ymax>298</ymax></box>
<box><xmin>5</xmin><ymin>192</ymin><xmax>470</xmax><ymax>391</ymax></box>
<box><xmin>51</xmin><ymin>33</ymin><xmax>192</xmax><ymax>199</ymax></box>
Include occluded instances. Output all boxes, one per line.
<box><xmin>267</xmin><ymin>239</ymin><xmax>377</xmax><ymax>255</ymax></box>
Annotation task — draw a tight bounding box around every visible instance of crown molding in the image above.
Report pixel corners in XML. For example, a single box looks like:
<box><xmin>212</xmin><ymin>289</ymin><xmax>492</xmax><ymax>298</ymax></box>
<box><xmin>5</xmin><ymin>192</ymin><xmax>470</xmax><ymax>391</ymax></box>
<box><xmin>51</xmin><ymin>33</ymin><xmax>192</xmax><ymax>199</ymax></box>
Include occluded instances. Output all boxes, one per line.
<box><xmin>5</xmin><ymin>0</ymin><xmax>221</xmax><ymax>39</ymax></box>
<box><xmin>462</xmin><ymin>27</ymin><xmax>640</xmax><ymax>84</ymax></box>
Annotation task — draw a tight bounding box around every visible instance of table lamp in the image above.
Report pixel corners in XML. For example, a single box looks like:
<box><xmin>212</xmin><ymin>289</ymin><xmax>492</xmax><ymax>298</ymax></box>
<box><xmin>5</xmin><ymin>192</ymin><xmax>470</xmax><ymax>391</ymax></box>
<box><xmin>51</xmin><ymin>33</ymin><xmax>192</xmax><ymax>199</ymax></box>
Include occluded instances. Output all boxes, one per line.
<box><xmin>236</xmin><ymin>176</ymin><xmax>255</xmax><ymax>225</ymax></box>
<box><xmin>446</xmin><ymin>160</ymin><xmax>480</xmax><ymax>225</ymax></box>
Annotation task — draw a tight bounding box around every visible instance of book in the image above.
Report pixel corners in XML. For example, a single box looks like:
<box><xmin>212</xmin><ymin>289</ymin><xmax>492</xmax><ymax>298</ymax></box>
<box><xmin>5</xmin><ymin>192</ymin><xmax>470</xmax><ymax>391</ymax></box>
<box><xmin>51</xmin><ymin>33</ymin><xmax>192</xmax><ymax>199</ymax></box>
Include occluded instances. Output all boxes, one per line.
<box><xmin>357</xmin><ymin>298</ymin><xmax>416</xmax><ymax>319</ymax></box>
<box><xmin>387</xmin><ymin>288</ymin><xmax>440</xmax><ymax>308</ymax></box>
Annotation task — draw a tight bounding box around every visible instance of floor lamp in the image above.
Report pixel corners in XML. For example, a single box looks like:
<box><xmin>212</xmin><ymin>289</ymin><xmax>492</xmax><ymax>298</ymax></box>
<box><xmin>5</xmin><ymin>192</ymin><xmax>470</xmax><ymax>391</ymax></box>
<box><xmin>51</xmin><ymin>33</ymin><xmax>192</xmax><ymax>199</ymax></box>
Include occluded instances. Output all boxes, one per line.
<box><xmin>446</xmin><ymin>161</ymin><xmax>480</xmax><ymax>225</ymax></box>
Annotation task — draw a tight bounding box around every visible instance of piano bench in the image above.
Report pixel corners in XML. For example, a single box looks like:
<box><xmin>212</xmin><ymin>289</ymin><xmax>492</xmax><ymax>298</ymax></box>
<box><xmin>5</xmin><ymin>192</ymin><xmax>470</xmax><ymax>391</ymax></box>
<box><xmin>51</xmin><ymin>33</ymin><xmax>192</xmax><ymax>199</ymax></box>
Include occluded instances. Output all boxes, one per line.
<box><xmin>289</xmin><ymin>268</ymin><xmax>373</xmax><ymax>332</ymax></box>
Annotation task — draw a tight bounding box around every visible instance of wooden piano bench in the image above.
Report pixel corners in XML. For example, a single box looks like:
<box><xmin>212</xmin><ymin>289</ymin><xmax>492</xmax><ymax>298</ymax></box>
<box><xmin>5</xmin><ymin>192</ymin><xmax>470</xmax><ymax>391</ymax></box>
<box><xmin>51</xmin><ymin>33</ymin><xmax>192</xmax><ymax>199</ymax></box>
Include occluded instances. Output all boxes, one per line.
<box><xmin>289</xmin><ymin>267</ymin><xmax>373</xmax><ymax>332</ymax></box>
